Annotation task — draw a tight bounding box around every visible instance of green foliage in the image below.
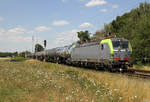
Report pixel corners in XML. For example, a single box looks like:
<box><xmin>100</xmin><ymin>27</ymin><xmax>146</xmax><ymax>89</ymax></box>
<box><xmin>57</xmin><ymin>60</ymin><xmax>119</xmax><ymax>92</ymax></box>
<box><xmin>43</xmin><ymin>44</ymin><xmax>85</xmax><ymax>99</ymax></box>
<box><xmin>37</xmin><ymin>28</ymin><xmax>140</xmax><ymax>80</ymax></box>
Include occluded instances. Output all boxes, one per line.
<box><xmin>94</xmin><ymin>2</ymin><xmax>150</xmax><ymax>64</ymax></box>
<box><xmin>77</xmin><ymin>30</ymin><xmax>90</xmax><ymax>44</ymax></box>
<box><xmin>18</xmin><ymin>51</ymin><xmax>31</xmax><ymax>58</ymax></box>
<box><xmin>35</xmin><ymin>43</ymin><xmax>44</xmax><ymax>52</ymax></box>
<box><xmin>0</xmin><ymin>52</ymin><xmax>18</xmax><ymax>57</ymax></box>
<box><xmin>94</xmin><ymin>30</ymin><xmax>105</xmax><ymax>38</ymax></box>
<box><xmin>11</xmin><ymin>57</ymin><xmax>29</xmax><ymax>62</ymax></box>
<box><xmin>19</xmin><ymin>52</ymin><xmax>25</xmax><ymax>58</ymax></box>
<box><xmin>93</xmin><ymin>24</ymin><xmax>115</xmax><ymax>41</ymax></box>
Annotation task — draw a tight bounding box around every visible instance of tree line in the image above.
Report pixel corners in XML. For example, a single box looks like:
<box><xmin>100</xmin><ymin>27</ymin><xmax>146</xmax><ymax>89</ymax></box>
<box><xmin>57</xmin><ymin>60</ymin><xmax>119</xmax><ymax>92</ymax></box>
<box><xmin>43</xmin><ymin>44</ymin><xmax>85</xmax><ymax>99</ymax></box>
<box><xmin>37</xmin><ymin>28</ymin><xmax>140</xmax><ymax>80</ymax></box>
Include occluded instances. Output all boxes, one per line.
<box><xmin>93</xmin><ymin>2</ymin><xmax>150</xmax><ymax>64</ymax></box>
<box><xmin>0</xmin><ymin>52</ymin><xmax>18</xmax><ymax>57</ymax></box>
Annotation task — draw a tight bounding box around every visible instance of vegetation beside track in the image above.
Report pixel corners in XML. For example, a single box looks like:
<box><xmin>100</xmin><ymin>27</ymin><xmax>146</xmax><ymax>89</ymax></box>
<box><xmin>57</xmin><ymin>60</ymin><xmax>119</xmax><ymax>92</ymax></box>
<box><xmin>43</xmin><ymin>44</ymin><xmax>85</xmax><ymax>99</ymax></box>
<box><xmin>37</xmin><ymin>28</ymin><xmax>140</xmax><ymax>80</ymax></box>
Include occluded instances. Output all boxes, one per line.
<box><xmin>94</xmin><ymin>2</ymin><xmax>150</xmax><ymax>64</ymax></box>
<box><xmin>10</xmin><ymin>57</ymin><xmax>29</xmax><ymax>62</ymax></box>
<box><xmin>0</xmin><ymin>59</ymin><xmax>150</xmax><ymax>102</ymax></box>
<box><xmin>131</xmin><ymin>65</ymin><xmax>150</xmax><ymax>71</ymax></box>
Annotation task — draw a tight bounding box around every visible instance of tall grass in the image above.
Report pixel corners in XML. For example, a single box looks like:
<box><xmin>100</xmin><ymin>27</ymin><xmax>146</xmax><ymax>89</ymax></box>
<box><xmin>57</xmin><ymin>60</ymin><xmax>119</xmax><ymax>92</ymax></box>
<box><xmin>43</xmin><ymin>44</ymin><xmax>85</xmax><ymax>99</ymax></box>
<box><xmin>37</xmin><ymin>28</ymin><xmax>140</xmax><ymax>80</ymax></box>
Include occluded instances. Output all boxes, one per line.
<box><xmin>10</xmin><ymin>57</ymin><xmax>29</xmax><ymax>62</ymax></box>
<box><xmin>0</xmin><ymin>59</ymin><xmax>150</xmax><ymax>102</ymax></box>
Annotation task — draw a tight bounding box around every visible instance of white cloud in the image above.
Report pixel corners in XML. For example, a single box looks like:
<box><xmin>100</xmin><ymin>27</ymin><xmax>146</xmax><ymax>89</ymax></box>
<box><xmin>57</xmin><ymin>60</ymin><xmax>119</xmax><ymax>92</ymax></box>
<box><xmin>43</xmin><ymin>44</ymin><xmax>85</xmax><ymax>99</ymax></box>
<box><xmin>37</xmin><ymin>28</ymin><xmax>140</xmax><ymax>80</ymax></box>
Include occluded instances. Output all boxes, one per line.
<box><xmin>54</xmin><ymin>29</ymin><xmax>79</xmax><ymax>47</ymax></box>
<box><xmin>7</xmin><ymin>36</ymin><xmax>32</xmax><ymax>42</ymax></box>
<box><xmin>52</xmin><ymin>20</ymin><xmax>70</xmax><ymax>26</ymax></box>
<box><xmin>0</xmin><ymin>27</ymin><xmax>33</xmax><ymax>52</ymax></box>
<box><xmin>0</xmin><ymin>26</ymin><xmax>50</xmax><ymax>52</ymax></box>
<box><xmin>7</xmin><ymin>27</ymin><xmax>27</xmax><ymax>35</ymax></box>
<box><xmin>85</xmin><ymin>0</ymin><xmax>107</xmax><ymax>7</ymax></box>
<box><xmin>0</xmin><ymin>26</ymin><xmax>50</xmax><ymax>44</ymax></box>
<box><xmin>0</xmin><ymin>16</ymin><xmax>3</xmax><ymax>21</ymax></box>
<box><xmin>100</xmin><ymin>8</ymin><xmax>108</xmax><ymax>12</ymax></box>
<box><xmin>112</xmin><ymin>4</ymin><xmax>118</xmax><ymax>8</ymax></box>
<box><xmin>0</xmin><ymin>28</ymin><xmax>5</xmax><ymax>35</ymax></box>
<box><xmin>0</xmin><ymin>27</ymin><xmax>31</xmax><ymax>43</ymax></box>
<box><xmin>0</xmin><ymin>34</ymin><xmax>32</xmax><ymax>52</ymax></box>
<box><xmin>79</xmin><ymin>22</ymin><xmax>93</xmax><ymax>28</ymax></box>
<box><xmin>80</xmin><ymin>0</ymin><xmax>85</xmax><ymax>1</ymax></box>
<box><xmin>35</xmin><ymin>26</ymin><xmax>51</xmax><ymax>32</ymax></box>
<box><xmin>61</xmin><ymin>0</ymin><xmax>68</xmax><ymax>3</ymax></box>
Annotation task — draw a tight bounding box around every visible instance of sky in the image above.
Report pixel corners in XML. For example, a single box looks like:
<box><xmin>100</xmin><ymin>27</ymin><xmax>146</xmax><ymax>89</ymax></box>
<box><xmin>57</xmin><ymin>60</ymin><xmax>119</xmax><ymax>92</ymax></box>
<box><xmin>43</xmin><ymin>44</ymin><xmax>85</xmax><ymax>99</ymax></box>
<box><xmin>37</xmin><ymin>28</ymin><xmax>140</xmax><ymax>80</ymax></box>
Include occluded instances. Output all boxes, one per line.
<box><xmin>0</xmin><ymin>0</ymin><xmax>149</xmax><ymax>52</ymax></box>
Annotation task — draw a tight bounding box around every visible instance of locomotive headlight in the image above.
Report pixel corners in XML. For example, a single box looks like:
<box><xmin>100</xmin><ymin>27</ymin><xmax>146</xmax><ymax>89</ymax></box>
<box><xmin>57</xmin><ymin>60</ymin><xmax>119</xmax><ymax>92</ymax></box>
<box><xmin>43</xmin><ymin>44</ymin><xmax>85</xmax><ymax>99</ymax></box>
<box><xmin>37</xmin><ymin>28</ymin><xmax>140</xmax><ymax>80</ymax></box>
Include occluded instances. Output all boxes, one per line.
<box><xmin>125</xmin><ymin>62</ymin><xmax>129</xmax><ymax>65</ymax></box>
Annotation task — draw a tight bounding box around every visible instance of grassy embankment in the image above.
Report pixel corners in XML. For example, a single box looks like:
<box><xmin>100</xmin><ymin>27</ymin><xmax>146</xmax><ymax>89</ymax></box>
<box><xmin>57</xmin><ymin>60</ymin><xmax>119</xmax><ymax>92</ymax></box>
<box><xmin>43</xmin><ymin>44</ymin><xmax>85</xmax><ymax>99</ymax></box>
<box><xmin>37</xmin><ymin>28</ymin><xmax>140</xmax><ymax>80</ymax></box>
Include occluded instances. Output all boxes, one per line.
<box><xmin>132</xmin><ymin>64</ymin><xmax>150</xmax><ymax>71</ymax></box>
<box><xmin>0</xmin><ymin>58</ymin><xmax>150</xmax><ymax>102</ymax></box>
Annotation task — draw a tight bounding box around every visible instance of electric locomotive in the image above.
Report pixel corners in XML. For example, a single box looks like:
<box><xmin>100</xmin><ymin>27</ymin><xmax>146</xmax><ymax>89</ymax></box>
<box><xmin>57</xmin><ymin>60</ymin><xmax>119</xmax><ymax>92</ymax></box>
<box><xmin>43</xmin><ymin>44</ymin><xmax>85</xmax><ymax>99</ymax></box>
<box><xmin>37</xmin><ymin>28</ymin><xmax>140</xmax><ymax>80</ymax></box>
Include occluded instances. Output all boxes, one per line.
<box><xmin>70</xmin><ymin>38</ymin><xmax>132</xmax><ymax>71</ymax></box>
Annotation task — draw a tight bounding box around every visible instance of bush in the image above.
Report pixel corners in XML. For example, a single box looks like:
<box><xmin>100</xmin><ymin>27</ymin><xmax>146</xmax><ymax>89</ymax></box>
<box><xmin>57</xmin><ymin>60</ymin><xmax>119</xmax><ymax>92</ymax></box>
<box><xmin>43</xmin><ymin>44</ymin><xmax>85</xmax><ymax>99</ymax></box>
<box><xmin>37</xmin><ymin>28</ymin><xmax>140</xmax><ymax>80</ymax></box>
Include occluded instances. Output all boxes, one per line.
<box><xmin>10</xmin><ymin>57</ymin><xmax>29</xmax><ymax>62</ymax></box>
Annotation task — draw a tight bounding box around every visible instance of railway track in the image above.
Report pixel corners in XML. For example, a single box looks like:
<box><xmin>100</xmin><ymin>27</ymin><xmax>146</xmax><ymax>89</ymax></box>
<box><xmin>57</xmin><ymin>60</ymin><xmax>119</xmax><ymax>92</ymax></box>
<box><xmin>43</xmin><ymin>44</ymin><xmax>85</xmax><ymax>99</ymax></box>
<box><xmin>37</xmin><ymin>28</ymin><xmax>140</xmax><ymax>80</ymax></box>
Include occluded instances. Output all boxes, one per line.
<box><xmin>55</xmin><ymin>63</ymin><xmax>150</xmax><ymax>79</ymax></box>
<box><xmin>125</xmin><ymin>69</ymin><xmax>150</xmax><ymax>79</ymax></box>
<box><xmin>65</xmin><ymin>63</ymin><xmax>150</xmax><ymax>79</ymax></box>
<box><xmin>26</xmin><ymin>58</ymin><xmax>150</xmax><ymax>79</ymax></box>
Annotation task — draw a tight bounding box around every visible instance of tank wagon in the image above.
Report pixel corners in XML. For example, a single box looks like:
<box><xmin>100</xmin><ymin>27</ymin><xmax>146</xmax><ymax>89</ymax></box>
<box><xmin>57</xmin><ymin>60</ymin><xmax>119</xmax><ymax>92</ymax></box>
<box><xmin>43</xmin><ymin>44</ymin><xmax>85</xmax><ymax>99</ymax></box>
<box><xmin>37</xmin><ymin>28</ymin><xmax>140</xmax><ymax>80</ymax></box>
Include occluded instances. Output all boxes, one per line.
<box><xmin>30</xmin><ymin>37</ymin><xmax>132</xmax><ymax>71</ymax></box>
<box><xmin>33</xmin><ymin>46</ymin><xmax>72</xmax><ymax>63</ymax></box>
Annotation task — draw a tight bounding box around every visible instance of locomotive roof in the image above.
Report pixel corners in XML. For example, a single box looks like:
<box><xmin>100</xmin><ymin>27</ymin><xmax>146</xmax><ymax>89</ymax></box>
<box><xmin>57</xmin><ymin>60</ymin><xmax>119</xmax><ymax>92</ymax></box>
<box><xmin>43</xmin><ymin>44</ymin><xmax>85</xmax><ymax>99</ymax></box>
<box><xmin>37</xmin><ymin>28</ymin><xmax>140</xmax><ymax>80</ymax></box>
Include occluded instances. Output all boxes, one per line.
<box><xmin>111</xmin><ymin>38</ymin><xmax>128</xmax><ymax>42</ymax></box>
<box><xmin>76</xmin><ymin>37</ymin><xmax>129</xmax><ymax>48</ymax></box>
<box><xmin>76</xmin><ymin>41</ymin><xmax>100</xmax><ymax>47</ymax></box>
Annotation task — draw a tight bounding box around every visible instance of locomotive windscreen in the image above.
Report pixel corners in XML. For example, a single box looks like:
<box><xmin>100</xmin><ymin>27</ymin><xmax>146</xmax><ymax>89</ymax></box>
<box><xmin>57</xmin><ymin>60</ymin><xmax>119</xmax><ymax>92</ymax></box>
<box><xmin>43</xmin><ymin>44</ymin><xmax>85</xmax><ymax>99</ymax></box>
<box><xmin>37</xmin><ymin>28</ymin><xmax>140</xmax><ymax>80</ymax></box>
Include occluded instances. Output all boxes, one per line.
<box><xmin>112</xmin><ymin>41</ymin><xmax>129</xmax><ymax>49</ymax></box>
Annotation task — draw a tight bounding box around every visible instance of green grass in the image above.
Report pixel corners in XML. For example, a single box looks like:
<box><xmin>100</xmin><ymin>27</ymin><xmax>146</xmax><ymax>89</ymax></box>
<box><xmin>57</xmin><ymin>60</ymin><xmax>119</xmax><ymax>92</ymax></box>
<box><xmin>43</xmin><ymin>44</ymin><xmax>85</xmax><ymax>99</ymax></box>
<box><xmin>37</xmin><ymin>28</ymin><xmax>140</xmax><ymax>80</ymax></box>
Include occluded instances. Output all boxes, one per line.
<box><xmin>0</xmin><ymin>59</ymin><xmax>150</xmax><ymax>102</ymax></box>
<box><xmin>10</xmin><ymin>57</ymin><xmax>29</xmax><ymax>62</ymax></box>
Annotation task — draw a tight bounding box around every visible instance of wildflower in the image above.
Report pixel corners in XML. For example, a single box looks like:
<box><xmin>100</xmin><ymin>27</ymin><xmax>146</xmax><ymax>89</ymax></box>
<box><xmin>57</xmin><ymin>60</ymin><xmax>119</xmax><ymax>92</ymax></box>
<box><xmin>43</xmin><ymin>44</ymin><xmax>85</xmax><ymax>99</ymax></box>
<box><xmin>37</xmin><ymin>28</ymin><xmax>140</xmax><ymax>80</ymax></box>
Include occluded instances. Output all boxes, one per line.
<box><xmin>65</xmin><ymin>95</ymin><xmax>72</xmax><ymax>101</ymax></box>
<box><xmin>96</xmin><ymin>90</ymin><xmax>100</xmax><ymax>95</ymax></box>
<box><xmin>65</xmin><ymin>96</ymin><xmax>69</xmax><ymax>100</ymax></box>
<box><xmin>114</xmin><ymin>89</ymin><xmax>118</xmax><ymax>91</ymax></box>
<box><xmin>105</xmin><ymin>83</ymin><xmax>108</xmax><ymax>86</ymax></box>
<box><xmin>109</xmin><ymin>90</ymin><xmax>112</xmax><ymax>95</ymax></box>
<box><xmin>142</xmin><ymin>99</ymin><xmax>150</xmax><ymax>102</ymax></box>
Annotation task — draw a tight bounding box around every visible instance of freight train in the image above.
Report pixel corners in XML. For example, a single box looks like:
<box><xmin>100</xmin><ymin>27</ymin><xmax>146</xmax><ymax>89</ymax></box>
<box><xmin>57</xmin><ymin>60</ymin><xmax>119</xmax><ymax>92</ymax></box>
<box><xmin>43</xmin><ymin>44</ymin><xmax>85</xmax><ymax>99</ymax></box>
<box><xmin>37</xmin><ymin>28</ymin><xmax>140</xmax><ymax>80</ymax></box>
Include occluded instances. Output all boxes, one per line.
<box><xmin>28</xmin><ymin>37</ymin><xmax>132</xmax><ymax>71</ymax></box>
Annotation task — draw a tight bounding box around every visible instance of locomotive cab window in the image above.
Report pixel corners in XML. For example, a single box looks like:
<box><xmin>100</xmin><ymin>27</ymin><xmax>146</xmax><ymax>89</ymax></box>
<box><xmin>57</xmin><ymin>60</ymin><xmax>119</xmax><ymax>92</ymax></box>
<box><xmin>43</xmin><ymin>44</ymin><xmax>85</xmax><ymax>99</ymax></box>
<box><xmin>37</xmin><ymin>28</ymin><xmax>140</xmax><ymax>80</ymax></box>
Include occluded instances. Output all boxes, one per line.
<box><xmin>112</xmin><ymin>41</ymin><xmax>129</xmax><ymax>49</ymax></box>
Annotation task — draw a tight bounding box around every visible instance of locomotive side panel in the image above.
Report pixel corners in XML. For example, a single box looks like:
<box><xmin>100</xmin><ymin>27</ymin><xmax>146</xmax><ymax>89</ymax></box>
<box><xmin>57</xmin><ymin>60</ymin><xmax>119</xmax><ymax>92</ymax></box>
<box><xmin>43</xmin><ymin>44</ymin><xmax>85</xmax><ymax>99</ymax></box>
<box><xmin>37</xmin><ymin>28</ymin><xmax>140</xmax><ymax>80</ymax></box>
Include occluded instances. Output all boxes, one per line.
<box><xmin>100</xmin><ymin>43</ymin><xmax>111</xmax><ymax>60</ymax></box>
<box><xmin>71</xmin><ymin>43</ymin><xmax>111</xmax><ymax>62</ymax></box>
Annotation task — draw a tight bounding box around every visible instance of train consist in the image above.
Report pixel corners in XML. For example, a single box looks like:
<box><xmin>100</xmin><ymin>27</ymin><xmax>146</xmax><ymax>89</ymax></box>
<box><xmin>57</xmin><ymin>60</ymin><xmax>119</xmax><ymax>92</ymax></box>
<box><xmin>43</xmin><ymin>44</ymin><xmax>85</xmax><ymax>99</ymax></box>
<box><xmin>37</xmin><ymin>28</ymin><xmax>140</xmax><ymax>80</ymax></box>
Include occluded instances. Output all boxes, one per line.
<box><xmin>28</xmin><ymin>37</ymin><xmax>133</xmax><ymax>71</ymax></box>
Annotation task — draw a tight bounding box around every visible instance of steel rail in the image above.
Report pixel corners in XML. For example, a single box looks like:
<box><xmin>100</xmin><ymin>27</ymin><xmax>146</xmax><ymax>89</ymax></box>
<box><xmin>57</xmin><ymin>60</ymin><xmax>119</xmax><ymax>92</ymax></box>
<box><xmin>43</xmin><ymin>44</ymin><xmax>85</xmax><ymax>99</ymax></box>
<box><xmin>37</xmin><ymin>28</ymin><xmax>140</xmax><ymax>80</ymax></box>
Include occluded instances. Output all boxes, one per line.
<box><xmin>125</xmin><ymin>69</ymin><xmax>150</xmax><ymax>79</ymax></box>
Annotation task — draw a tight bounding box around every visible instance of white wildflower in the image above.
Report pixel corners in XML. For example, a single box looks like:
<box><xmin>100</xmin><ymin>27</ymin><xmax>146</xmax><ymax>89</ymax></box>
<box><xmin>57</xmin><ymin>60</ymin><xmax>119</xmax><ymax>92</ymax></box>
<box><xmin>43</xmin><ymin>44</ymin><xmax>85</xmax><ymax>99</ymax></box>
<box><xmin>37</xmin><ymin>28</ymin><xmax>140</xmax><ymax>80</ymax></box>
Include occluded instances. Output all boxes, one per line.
<box><xmin>109</xmin><ymin>90</ymin><xmax>112</xmax><ymax>95</ymax></box>
<box><xmin>96</xmin><ymin>90</ymin><xmax>100</xmax><ymax>95</ymax></box>
<box><xmin>65</xmin><ymin>96</ymin><xmax>69</xmax><ymax>100</ymax></box>
<box><xmin>105</xmin><ymin>83</ymin><xmax>108</xmax><ymax>86</ymax></box>
<box><xmin>114</xmin><ymin>89</ymin><xmax>118</xmax><ymax>91</ymax></box>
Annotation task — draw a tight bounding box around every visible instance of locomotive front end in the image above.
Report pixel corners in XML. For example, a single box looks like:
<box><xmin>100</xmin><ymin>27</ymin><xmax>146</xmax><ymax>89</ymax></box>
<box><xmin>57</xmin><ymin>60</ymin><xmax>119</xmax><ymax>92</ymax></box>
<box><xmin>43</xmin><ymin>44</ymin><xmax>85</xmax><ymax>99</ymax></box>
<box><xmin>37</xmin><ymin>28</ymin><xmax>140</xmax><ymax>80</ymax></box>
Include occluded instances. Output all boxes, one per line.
<box><xmin>111</xmin><ymin>38</ymin><xmax>132</xmax><ymax>68</ymax></box>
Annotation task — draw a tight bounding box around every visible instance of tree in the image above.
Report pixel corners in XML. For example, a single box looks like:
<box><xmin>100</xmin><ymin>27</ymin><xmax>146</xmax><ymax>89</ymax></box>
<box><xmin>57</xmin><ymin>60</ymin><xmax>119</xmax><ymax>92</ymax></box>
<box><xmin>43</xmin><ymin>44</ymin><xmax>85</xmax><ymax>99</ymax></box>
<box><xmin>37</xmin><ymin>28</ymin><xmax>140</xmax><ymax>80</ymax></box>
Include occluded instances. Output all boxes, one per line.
<box><xmin>19</xmin><ymin>51</ymin><xmax>31</xmax><ymax>58</ymax></box>
<box><xmin>0</xmin><ymin>52</ymin><xmax>18</xmax><ymax>57</ymax></box>
<box><xmin>94</xmin><ymin>30</ymin><xmax>105</xmax><ymax>38</ymax></box>
<box><xmin>93</xmin><ymin>2</ymin><xmax>150</xmax><ymax>64</ymax></box>
<box><xmin>19</xmin><ymin>52</ymin><xmax>26</xmax><ymax>57</ymax></box>
<box><xmin>35</xmin><ymin>44</ymin><xmax>44</xmax><ymax>52</ymax></box>
<box><xmin>77</xmin><ymin>30</ymin><xmax>90</xmax><ymax>44</ymax></box>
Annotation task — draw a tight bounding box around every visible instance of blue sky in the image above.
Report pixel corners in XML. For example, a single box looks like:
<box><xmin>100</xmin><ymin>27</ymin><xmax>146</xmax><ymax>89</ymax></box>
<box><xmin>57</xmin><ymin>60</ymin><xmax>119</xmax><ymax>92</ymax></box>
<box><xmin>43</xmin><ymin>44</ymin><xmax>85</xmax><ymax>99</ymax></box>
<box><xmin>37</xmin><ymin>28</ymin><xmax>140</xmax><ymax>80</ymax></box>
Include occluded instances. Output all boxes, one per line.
<box><xmin>0</xmin><ymin>0</ymin><xmax>149</xmax><ymax>52</ymax></box>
